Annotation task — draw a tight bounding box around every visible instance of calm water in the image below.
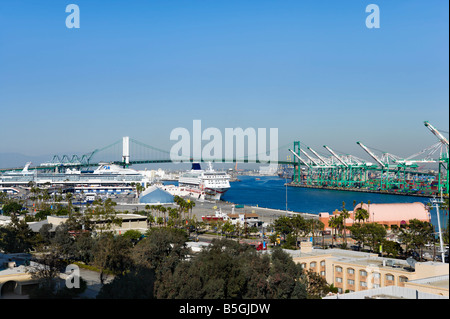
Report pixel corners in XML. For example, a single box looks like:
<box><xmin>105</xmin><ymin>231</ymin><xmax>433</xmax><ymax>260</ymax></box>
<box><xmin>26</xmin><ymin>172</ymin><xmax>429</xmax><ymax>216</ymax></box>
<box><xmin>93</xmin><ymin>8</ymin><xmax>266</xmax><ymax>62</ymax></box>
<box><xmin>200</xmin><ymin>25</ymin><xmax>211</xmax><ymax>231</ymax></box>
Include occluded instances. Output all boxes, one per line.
<box><xmin>222</xmin><ymin>175</ymin><xmax>448</xmax><ymax>229</ymax></box>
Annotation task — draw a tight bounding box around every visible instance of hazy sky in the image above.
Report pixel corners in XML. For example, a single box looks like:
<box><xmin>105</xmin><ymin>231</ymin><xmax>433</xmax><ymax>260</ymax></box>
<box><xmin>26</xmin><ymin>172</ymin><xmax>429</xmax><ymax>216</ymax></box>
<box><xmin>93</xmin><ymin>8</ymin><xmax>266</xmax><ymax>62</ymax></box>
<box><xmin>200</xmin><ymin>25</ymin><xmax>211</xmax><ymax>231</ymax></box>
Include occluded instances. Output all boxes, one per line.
<box><xmin>0</xmin><ymin>0</ymin><xmax>448</xmax><ymax>165</ymax></box>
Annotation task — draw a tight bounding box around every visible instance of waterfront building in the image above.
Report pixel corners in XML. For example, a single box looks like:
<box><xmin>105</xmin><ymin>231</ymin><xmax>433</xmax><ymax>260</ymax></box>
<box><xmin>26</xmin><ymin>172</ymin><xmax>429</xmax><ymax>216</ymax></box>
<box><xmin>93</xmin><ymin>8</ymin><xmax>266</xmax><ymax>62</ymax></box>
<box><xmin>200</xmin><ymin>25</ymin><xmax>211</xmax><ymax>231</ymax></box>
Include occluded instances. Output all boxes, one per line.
<box><xmin>292</xmin><ymin>242</ymin><xmax>449</xmax><ymax>297</ymax></box>
<box><xmin>139</xmin><ymin>185</ymin><xmax>174</xmax><ymax>204</ymax></box>
<box><xmin>319</xmin><ymin>202</ymin><xmax>431</xmax><ymax>231</ymax></box>
<box><xmin>201</xmin><ymin>209</ymin><xmax>261</xmax><ymax>227</ymax></box>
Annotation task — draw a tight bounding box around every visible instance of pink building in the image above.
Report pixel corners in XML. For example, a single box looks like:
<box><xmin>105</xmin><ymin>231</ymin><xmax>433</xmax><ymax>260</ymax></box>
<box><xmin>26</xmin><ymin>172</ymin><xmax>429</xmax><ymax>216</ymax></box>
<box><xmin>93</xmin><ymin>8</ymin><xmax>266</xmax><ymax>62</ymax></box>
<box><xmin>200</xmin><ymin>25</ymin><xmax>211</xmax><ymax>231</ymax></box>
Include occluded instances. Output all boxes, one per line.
<box><xmin>319</xmin><ymin>202</ymin><xmax>431</xmax><ymax>230</ymax></box>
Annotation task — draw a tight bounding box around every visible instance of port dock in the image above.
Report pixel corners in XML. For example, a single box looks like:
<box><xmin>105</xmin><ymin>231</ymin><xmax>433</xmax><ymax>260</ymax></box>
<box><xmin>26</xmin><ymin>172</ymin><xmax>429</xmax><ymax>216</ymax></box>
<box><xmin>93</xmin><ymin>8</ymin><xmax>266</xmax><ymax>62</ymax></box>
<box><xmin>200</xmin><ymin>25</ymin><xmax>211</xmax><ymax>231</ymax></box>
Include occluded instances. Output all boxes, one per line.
<box><xmin>286</xmin><ymin>182</ymin><xmax>442</xmax><ymax>198</ymax></box>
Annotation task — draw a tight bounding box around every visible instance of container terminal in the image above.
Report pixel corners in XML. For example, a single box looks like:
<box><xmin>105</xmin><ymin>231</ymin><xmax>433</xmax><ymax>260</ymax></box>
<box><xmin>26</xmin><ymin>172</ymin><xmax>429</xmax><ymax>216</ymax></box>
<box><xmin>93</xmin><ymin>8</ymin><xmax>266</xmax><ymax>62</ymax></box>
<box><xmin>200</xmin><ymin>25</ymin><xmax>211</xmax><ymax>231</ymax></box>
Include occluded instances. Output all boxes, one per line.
<box><xmin>287</xmin><ymin>121</ymin><xmax>448</xmax><ymax>199</ymax></box>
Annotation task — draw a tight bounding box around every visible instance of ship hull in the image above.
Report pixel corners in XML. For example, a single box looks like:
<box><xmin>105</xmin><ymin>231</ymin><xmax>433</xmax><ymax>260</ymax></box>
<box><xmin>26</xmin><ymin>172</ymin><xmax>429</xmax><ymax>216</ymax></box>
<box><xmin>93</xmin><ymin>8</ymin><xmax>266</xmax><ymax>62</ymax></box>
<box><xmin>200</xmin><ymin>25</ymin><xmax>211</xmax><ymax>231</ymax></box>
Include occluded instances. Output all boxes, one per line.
<box><xmin>179</xmin><ymin>183</ymin><xmax>229</xmax><ymax>200</ymax></box>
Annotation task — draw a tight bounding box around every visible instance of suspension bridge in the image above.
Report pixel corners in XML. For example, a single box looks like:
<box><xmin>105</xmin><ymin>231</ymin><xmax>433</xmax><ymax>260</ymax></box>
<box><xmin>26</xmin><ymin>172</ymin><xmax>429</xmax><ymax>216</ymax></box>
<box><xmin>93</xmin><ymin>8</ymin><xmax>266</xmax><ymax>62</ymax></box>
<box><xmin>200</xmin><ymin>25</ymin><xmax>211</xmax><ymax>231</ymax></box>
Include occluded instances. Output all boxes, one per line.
<box><xmin>0</xmin><ymin>136</ymin><xmax>294</xmax><ymax>172</ymax></box>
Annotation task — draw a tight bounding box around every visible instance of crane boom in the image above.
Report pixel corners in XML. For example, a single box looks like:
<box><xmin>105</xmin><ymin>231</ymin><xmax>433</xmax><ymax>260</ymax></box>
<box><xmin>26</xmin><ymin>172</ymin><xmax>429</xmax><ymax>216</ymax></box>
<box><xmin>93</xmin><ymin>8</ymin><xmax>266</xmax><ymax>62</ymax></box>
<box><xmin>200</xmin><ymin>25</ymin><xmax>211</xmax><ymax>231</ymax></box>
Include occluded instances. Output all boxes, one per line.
<box><xmin>307</xmin><ymin>147</ymin><xmax>328</xmax><ymax>164</ymax></box>
<box><xmin>288</xmin><ymin>149</ymin><xmax>311</xmax><ymax>168</ymax></box>
<box><xmin>357</xmin><ymin>141</ymin><xmax>386</xmax><ymax>168</ymax></box>
<box><xmin>424</xmin><ymin>121</ymin><xmax>449</xmax><ymax>147</ymax></box>
<box><xmin>300</xmin><ymin>149</ymin><xmax>320</xmax><ymax>166</ymax></box>
<box><xmin>323</xmin><ymin>145</ymin><xmax>348</xmax><ymax>167</ymax></box>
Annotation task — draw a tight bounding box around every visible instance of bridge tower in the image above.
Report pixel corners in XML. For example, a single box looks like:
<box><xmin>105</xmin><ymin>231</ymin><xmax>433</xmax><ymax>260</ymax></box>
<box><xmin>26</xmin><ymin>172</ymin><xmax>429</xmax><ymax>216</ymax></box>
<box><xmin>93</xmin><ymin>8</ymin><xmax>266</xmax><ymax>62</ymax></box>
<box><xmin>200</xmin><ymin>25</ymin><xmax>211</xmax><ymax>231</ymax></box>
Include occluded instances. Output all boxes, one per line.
<box><xmin>122</xmin><ymin>136</ymin><xmax>130</xmax><ymax>167</ymax></box>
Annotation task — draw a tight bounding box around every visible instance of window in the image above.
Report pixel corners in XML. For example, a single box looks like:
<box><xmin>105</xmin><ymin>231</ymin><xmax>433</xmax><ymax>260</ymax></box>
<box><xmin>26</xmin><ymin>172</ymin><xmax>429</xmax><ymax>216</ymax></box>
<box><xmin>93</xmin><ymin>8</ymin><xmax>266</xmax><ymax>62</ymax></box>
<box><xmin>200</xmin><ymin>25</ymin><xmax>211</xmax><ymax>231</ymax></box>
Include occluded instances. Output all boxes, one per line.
<box><xmin>348</xmin><ymin>279</ymin><xmax>355</xmax><ymax>285</ymax></box>
<box><xmin>373</xmin><ymin>272</ymin><xmax>381</xmax><ymax>279</ymax></box>
<box><xmin>360</xmin><ymin>270</ymin><xmax>367</xmax><ymax>277</ymax></box>
<box><xmin>320</xmin><ymin>261</ymin><xmax>326</xmax><ymax>267</ymax></box>
<box><xmin>360</xmin><ymin>281</ymin><xmax>367</xmax><ymax>287</ymax></box>
<box><xmin>336</xmin><ymin>277</ymin><xmax>343</xmax><ymax>283</ymax></box>
<box><xmin>320</xmin><ymin>271</ymin><xmax>326</xmax><ymax>276</ymax></box>
<box><xmin>336</xmin><ymin>266</ymin><xmax>343</xmax><ymax>272</ymax></box>
<box><xmin>310</xmin><ymin>262</ymin><xmax>317</xmax><ymax>268</ymax></box>
<box><xmin>386</xmin><ymin>274</ymin><xmax>395</xmax><ymax>281</ymax></box>
<box><xmin>399</xmin><ymin>276</ymin><xmax>408</xmax><ymax>283</ymax></box>
<box><xmin>347</xmin><ymin>268</ymin><xmax>355</xmax><ymax>275</ymax></box>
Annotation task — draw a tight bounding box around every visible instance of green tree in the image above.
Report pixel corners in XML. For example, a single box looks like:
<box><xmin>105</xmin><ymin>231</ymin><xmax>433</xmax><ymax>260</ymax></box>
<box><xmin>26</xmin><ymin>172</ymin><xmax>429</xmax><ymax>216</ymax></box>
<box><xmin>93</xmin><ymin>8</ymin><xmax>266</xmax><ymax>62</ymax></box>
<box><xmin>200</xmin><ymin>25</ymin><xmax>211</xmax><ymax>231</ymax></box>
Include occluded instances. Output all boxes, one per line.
<box><xmin>349</xmin><ymin>222</ymin><xmax>364</xmax><ymax>250</ymax></box>
<box><xmin>51</xmin><ymin>223</ymin><xmax>76</xmax><ymax>260</ymax></box>
<box><xmin>0</xmin><ymin>215</ymin><xmax>35</xmax><ymax>253</ymax></box>
<box><xmin>300</xmin><ymin>269</ymin><xmax>332</xmax><ymax>299</ymax></box>
<box><xmin>92</xmin><ymin>233</ymin><xmax>133</xmax><ymax>284</ymax></box>
<box><xmin>328</xmin><ymin>215</ymin><xmax>341</xmax><ymax>246</ymax></box>
<box><xmin>273</xmin><ymin>216</ymin><xmax>294</xmax><ymax>244</ymax></box>
<box><xmin>221</xmin><ymin>220</ymin><xmax>236</xmax><ymax>238</ymax></box>
<box><xmin>131</xmin><ymin>227</ymin><xmax>189</xmax><ymax>295</ymax></box>
<box><xmin>349</xmin><ymin>222</ymin><xmax>387</xmax><ymax>253</ymax></box>
<box><xmin>307</xmin><ymin>219</ymin><xmax>325</xmax><ymax>246</ymax></box>
<box><xmin>2</xmin><ymin>201</ymin><xmax>23</xmax><ymax>216</ymax></box>
<box><xmin>363</xmin><ymin>222</ymin><xmax>387</xmax><ymax>253</ymax></box>
<box><xmin>34</xmin><ymin>207</ymin><xmax>53</xmax><ymax>221</ymax></box>
<box><xmin>97</xmin><ymin>267</ymin><xmax>155</xmax><ymax>299</ymax></box>
<box><xmin>73</xmin><ymin>232</ymin><xmax>96</xmax><ymax>264</ymax></box>
<box><xmin>28</xmin><ymin>251</ymin><xmax>87</xmax><ymax>299</ymax></box>
<box><xmin>397</xmin><ymin>219</ymin><xmax>434</xmax><ymax>260</ymax></box>
<box><xmin>156</xmin><ymin>239</ymin><xmax>307</xmax><ymax>299</ymax></box>
<box><xmin>268</xmin><ymin>247</ymin><xmax>306</xmax><ymax>299</ymax></box>
<box><xmin>89</xmin><ymin>198</ymin><xmax>122</xmax><ymax>233</ymax></box>
<box><xmin>122</xmin><ymin>229</ymin><xmax>143</xmax><ymax>245</ymax></box>
<box><xmin>381</xmin><ymin>239</ymin><xmax>403</xmax><ymax>258</ymax></box>
<box><xmin>290</xmin><ymin>215</ymin><xmax>307</xmax><ymax>248</ymax></box>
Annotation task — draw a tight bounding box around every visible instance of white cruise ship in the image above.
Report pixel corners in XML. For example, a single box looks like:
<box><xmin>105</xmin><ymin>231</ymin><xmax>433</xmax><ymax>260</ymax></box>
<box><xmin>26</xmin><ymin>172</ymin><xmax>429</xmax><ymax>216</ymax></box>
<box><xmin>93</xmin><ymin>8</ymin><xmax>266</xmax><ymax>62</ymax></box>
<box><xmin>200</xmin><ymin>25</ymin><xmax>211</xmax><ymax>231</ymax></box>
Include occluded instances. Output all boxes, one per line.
<box><xmin>0</xmin><ymin>162</ymin><xmax>151</xmax><ymax>195</ymax></box>
<box><xmin>178</xmin><ymin>163</ymin><xmax>231</xmax><ymax>200</ymax></box>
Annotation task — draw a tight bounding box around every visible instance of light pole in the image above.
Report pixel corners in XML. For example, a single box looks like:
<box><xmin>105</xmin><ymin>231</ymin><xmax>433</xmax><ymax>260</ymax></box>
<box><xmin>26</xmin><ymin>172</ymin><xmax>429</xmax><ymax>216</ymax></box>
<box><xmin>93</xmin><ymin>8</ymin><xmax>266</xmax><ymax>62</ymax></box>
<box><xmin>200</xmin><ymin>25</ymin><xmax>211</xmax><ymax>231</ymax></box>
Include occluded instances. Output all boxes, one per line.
<box><xmin>431</xmin><ymin>196</ymin><xmax>445</xmax><ymax>263</ymax></box>
<box><xmin>285</xmin><ymin>177</ymin><xmax>288</xmax><ymax>216</ymax></box>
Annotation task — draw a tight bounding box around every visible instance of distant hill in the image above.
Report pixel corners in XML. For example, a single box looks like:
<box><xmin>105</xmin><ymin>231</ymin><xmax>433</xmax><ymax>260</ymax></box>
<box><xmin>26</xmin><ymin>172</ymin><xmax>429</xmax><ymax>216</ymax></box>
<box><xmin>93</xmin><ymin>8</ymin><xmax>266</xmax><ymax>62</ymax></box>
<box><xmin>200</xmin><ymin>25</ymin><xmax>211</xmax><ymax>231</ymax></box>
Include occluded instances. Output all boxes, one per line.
<box><xmin>0</xmin><ymin>153</ymin><xmax>53</xmax><ymax>169</ymax></box>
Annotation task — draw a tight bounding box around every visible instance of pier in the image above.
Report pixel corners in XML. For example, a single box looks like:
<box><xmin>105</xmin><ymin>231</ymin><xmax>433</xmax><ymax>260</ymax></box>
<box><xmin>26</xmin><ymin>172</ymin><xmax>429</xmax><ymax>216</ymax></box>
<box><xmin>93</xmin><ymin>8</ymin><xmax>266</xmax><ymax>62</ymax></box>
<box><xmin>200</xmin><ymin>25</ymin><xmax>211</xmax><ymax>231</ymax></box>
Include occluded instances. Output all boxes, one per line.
<box><xmin>286</xmin><ymin>183</ymin><xmax>441</xmax><ymax>198</ymax></box>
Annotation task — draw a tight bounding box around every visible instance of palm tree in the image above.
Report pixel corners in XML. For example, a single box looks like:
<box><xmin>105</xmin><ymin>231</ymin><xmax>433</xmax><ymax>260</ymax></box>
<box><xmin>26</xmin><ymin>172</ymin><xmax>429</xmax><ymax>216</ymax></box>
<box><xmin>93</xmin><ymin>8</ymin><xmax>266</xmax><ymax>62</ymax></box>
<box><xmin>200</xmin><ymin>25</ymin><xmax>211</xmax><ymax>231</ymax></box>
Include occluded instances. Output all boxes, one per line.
<box><xmin>355</xmin><ymin>202</ymin><xmax>369</xmax><ymax>224</ymax></box>
<box><xmin>341</xmin><ymin>202</ymin><xmax>350</xmax><ymax>247</ymax></box>
<box><xmin>328</xmin><ymin>215</ymin><xmax>339</xmax><ymax>247</ymax></box>
<box><xmin>309</xmin><ymin>219</ymin><xmax>324</xmax><ymax>246</ymax></box>
<box><xmin>185</xmin><ymin>199</ymin><xmax>196</xmax><ymax>221</ymax></box>
<box><xmin>65</xmin><ymin>192</ymin><xmax>73</xmax><ymax>215</ymax></box>
<box><xmin>160</xmin><ymin>206</ymin><xmax>167</xmax><ymax>226</ymax></box>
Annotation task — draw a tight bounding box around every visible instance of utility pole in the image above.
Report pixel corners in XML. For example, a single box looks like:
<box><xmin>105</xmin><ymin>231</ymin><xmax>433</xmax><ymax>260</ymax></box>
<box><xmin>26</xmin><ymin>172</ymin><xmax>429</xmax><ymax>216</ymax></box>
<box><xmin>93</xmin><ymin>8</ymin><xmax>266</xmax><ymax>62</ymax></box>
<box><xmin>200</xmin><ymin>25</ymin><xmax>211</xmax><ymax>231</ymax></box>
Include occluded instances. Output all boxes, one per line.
<box><xmin>285</xmin><ymin>176</ymin><xmax>288</xmax><ymax>216</ymax></box>
<box><xmin>431</xmin><ymin>192</ymin><xmax>445</xmax><ymax>263</ymax></box>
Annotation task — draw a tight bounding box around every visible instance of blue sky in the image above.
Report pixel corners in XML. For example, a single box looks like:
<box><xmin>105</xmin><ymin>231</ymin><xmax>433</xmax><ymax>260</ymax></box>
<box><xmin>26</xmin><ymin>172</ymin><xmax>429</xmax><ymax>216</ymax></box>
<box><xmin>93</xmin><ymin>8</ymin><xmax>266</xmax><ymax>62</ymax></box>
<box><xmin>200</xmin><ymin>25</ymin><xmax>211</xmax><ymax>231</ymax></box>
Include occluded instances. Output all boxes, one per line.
<box><xmin>0</xmin><ymin>0</ymin><xmax>448</xmax><ymax>165</ymax></box>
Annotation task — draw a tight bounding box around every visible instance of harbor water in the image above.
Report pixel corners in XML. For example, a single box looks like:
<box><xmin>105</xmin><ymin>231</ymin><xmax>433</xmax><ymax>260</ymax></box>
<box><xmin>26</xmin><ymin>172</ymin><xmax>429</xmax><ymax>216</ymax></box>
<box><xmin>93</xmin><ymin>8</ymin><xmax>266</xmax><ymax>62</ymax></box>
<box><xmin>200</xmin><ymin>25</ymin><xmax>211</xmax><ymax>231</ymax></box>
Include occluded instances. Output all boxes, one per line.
<box><xmin>222</xmin><ymin>175</ymin><xmax>448</xmax><ymax>231</ymax></box>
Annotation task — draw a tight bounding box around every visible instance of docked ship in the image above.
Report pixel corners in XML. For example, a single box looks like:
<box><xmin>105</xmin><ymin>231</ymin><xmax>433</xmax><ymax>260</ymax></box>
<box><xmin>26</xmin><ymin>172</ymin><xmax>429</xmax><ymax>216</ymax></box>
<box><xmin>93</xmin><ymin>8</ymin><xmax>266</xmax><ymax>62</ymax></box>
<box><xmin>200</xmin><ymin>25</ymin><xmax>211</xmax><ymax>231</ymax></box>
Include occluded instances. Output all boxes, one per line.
<box><xmin>178</xmin><ymin>162</ymin><xmax>231</xmax><ymax>200</ymax></box>
<box><xmin>277</xmin><ymin>164</ymin><xmax>294</xmax><ymax>180</ymax></box>
<box><xmin>0</xmin><ymin>162</ymin><xmax>151</xmax><ymax>195</ymax></box>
